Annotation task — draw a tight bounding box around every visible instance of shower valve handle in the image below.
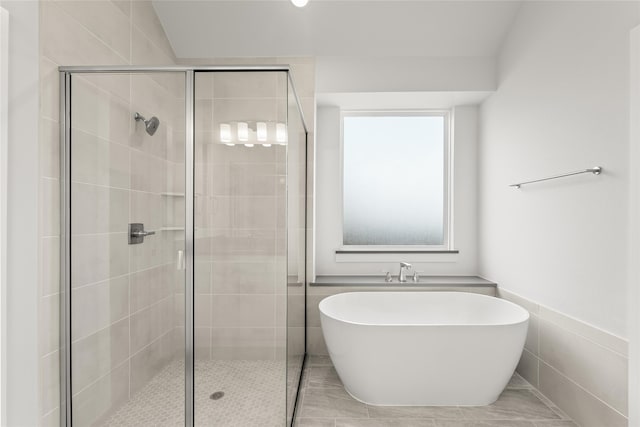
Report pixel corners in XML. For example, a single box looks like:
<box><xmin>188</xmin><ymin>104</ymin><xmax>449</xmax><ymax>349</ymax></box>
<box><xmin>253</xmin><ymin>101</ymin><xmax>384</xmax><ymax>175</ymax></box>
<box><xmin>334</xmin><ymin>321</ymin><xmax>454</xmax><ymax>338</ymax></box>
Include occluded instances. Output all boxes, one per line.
<box><xmin>382</xmin><ymin>271</ymin><xmax>394</xmax><ymax>283</ymax></box>
<box><xmin>128</xmin><ymin>223</ymin><xmax>156</xmax><ymax>244</ymax></box>
<box><xmin>131</xmin><ymin>230</ymin><xmax>155</xmax><ymax>237</ymax></box>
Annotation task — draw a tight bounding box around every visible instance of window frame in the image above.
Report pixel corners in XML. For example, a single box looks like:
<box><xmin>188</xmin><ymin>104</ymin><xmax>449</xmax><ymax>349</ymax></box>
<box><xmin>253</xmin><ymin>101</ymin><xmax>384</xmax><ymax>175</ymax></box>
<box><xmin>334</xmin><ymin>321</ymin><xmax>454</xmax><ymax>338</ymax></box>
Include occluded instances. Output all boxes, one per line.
<box><xmin>339</xmin><ymin>109</ymin><xmax>453</xmax><ymax>252</ymax></box>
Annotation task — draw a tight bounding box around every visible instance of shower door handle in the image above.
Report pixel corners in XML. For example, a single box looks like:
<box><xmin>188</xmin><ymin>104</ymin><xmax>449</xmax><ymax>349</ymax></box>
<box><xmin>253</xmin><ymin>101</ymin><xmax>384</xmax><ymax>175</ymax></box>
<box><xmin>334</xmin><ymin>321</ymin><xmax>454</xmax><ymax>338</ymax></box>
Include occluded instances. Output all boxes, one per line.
<box><xmin>129</xmin><ymin>223</ymin><xmax>156</xmax><ymax>244</ymax></box>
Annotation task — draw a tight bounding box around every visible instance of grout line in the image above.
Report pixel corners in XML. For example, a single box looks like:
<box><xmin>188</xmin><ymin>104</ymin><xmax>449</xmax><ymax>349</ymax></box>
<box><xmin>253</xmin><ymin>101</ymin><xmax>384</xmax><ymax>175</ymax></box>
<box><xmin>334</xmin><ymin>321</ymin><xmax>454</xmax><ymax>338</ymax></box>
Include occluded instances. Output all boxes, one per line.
<box><xmin>40</xmin><ymin>115</ymin><xmax>58</xmax><ymax>128</ymax></box>
<box><xmin>529</xmin><ymin>389</ymin><xmax>572</xmax><ymax>421</ymax></box>
<box><xmin>127</xmin><ymin>244</ymin><xmax>132</xmax><ymax>402</ymax></box>
<box><xmin>537</xmin><ymin>315</ymin><xmax>541</xmax><ymax>389</ymax></box>
<box><xmin>40</xmin><ymin>110</ymin><xmax>60</xmax><ymax>124</ymax></box>
<box><xmin>40</xmin><ymin>287</ymin><xmax>61</xmax><ymax>300</ymax></box>
<box><xmin>200</xmin><ymin>96</ymin><xmax>291</xmax><ymax>101</ymax></box>
<box><xmin>129</xmin><ymin>292</ymin><xmax>174</xmax><ymax>319</ymax></box>
<box><xmin>539</xmin><ymin>316</ymin><xmax>628</xmax><ymax>359</ymax></box>
<box><xmin>41</xmin><ymin>406</ymin><xmax>59</xmax><ymax>419</ymax></box>
<box><xmin>127</xmin><ymin>0</ymin><xmax>134</xmax><ymax>409</ymax></box>
<box><xmin>128</xmin><ymin>328</ymin><xmax>175</xmax><ymax>361</ymax></box>
<box><xmin>536</xmin><ymin>352</ymin><xmax>540</xmax><ymax>392</ymax></box>
<box><xmin>128</xmin><ymin>0</ymin><xmax>133</xmax><ymax>65</ymax></box>
<box><xmin>68</xmin><ymin>177</ymin><xmax>129</xmax><ymax>194</ymax></box>
<box><xmin>131</xmin><ymin>18</ymin><xmax>176</xmax><ymax>64</ymax></box>
<box><xmin>72</xmin><ymin>262</ymin><xmax>173</xmax><ymax>291</ymax></box>
<box><xmin>498</xmin><ymin>288</ymin><xmax>627</xmax><ymax>357</ymax></box>
<box><xmin>70</xmin><ymin>122</ymin><xmax>184</xmax><ymax>167</ymax></box>
<box><xmin>71</xmin><ymin>358</ymin><xmax>130</xmax><ymax>398</ymax></box>
<box><xmin>47</xmin><ymin>1</ymin><xmax>130</xmax><ymax>65</ymax></box>
<box><xmin>67</xmin><ymin>230</ymin><xmax>127</xmax><ymax>238</ymax></box>
<box><xmin>201</xmin><ymin>195</ymin><xmax>287</xmax><ymax>199</ymax></box>
<box><xmin>41</xmin><ymin>348</ymin><xmax>59</xmax><ymax>361</ymax></box>
<box><xmin>539</xmin><ymin>360</ymin><xmax>627</xmax><ymax>420</ymax></box>
<box><xmin>71</xmin><ymin>293</ymin><xmax>174</xmax><ymax>344</ymax></box>
<box><xmin>129</xmin><ymin>67</ymin><xmax>180</xmax><ymax>100</ymax></box>
<box><xmin>71</xmin><ymin>312</ymin><xmax>129</xmax><ymax>345</ymax></box>
<box><xmin>41</xmin><ymin>176</ymin><xmax>59</xmax><ymax>184</ymax></box>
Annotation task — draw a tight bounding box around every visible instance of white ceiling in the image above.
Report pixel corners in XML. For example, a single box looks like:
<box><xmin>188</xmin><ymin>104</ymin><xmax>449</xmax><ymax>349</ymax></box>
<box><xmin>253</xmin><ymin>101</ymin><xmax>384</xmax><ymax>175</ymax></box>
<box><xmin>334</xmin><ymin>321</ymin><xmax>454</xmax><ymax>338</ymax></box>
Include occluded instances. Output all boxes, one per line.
<box><xmin>153</xmin><ymin>1</ymin><xmax>522</xmax><ymax>59</ymax></box>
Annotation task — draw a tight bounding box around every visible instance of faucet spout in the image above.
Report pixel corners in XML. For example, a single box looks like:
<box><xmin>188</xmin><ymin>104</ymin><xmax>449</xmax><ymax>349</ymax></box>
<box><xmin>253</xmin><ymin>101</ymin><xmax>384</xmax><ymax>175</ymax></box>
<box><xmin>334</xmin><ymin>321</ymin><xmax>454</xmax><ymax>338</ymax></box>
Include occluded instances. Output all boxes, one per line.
<box><xmin>398</xmin><ymin>262</ymin><xmax>412</xmax><ymax>282</ymax></box>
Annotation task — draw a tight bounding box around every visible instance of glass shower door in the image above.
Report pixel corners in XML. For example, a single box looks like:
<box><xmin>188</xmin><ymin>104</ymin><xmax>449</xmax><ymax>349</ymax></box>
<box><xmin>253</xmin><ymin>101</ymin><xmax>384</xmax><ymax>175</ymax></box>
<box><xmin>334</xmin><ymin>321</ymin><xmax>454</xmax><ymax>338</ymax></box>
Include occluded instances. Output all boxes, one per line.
<box><xmin>67</xmin><ymin>71</ymin><xmax>186</xmax><ymax>426</ymax></box>
<box><xmin>285</xmin><ymin>76</ymin><xmax>307</xmax><ymax>425</ymax></box>
<box><xmin>193</xmin><ymin>70</ymin><xmax>293</xmax><ymax>426</ymax></box>
<box><xmin>63</xmin><ymin>67</ymin><xmax>307</xmax><ymax>427</ymax></box>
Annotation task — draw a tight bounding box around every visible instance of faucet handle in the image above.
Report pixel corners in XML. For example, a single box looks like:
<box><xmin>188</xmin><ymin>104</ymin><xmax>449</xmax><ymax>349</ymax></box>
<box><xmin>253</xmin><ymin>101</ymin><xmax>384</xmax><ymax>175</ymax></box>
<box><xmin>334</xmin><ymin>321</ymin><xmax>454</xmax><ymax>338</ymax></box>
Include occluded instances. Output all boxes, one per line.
<box><xmin>412</xmin><ymin>271</ymin><xmax>421</xmax><ymax>282</ymax></box>
<box><xmin>382</xmin><ymin>271</ymin><xmax>393</xmax><ymax>282</ymax></box>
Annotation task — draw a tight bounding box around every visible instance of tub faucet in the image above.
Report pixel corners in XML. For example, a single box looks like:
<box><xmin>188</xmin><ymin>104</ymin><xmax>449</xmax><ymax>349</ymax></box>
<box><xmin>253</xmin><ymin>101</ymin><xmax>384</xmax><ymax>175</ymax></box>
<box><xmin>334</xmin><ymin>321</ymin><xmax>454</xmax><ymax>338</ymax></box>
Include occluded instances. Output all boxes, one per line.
<box><xmin>398</xmin><ymin>262</ymin><xmax>412</xmax><ymax>282</ymax></box>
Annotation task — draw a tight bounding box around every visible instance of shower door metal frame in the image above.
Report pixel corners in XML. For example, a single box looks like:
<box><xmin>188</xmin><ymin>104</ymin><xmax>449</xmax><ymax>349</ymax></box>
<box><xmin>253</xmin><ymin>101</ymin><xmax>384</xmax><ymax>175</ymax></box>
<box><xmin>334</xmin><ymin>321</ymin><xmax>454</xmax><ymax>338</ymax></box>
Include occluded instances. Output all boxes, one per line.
<box><xmin>59</xmin><ymin>65</ymin><xmax>308</xmax><ymax>427</ymax></box>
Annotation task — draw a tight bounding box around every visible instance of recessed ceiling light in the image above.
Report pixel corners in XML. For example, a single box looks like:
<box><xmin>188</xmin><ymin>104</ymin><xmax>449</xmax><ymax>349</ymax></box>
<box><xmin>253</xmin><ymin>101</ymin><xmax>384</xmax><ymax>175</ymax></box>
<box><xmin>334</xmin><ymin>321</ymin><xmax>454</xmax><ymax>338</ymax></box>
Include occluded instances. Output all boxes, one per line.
<box><xmin>291</xmin><ymin>0</ymin><xmax>309</xmax><ymax>7</ymax></box>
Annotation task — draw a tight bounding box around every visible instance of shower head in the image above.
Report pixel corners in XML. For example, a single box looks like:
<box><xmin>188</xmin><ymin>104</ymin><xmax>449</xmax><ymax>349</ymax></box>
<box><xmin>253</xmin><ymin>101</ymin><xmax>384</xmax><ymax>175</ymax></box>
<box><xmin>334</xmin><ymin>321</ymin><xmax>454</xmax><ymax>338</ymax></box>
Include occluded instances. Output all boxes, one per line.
<box><xmin>134</xmin><ymin>112</ymin><xmax>160</xmax><ymax>136</ymax></box>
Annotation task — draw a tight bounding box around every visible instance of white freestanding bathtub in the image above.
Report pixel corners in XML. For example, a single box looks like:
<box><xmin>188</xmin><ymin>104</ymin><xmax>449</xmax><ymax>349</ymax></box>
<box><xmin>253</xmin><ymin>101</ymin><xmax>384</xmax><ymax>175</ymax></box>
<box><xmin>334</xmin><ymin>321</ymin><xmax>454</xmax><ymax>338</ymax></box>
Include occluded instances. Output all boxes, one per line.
<box><xmin>319</xmin><ymin>291</ymin><xmax>529</xmax><ymax>406</ymax></box>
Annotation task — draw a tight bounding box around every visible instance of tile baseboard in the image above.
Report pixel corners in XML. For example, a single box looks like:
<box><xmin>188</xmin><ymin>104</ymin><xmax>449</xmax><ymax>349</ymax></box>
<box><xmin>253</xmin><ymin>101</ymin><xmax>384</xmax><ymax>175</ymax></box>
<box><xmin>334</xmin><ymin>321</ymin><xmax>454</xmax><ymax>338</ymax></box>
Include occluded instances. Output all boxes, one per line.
<box><xmin>498</xmin><ymin>288</ymin><xmax>628</xmax><ymax>357</ymax></box>
<box><xmin>499</xmin><ymin>288</ymin><xmax>629</xmax><ymax>424</ymax></box>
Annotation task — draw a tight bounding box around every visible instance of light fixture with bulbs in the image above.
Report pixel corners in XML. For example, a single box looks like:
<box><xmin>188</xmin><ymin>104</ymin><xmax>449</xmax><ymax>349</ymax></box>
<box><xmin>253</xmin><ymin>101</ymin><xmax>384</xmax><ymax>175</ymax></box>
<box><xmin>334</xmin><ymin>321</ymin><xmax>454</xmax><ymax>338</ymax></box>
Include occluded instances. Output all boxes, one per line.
<box><xmin>219</xmin><ymin>123</ymin><xmax>232</xmax><ymax>146</ymax></box>
<box><xmin>256</xmin><ymin>122</ymin><xmax>267</xmax><ymax>142</ymax></box>
<box><xmin>218</xmin><ymin>121</ymin><xmax>287</xmax><ymax>147</ymax></box>
<box><xmin>290</xmin><ymin>0</ymin><xmax>309</xmax><ymax>7</ymax></box>
<box><xmin>237</xmin><ymin>122</ymin><xmax>249</xmax><ymax>142</ymax></box>
<box><xmin>276</xmin><ymin>123</ymin><xmax>287</xmax><ymax>145</ymax></box>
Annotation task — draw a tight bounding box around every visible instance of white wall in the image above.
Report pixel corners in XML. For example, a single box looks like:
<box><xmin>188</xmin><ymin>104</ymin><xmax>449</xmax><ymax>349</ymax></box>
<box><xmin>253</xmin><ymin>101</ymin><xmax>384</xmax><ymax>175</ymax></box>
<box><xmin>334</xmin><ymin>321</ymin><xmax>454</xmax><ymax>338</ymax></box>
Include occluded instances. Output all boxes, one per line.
<box><xmin>316</xmin><ymin>57</ymin><xmax>496</xmax><ymax>94</ymax></box>
<box><xmin>315</xmin><ymin>105</ymin><xmax>478</xmax><ymax>275</ymax></box>
<box><xmin>479</xmin><ymin>1</ymin><xmax>639</xmax><ymax>338</ymax></box>
<box><xmin>0</xmin><ymin>0</ymin><xmax>40</xmax><ymax>424</ymax></box>
<box><xmin>0</xmin><ymin>6</ymin><xmax>7</xmax><ymax>425</ymax></box>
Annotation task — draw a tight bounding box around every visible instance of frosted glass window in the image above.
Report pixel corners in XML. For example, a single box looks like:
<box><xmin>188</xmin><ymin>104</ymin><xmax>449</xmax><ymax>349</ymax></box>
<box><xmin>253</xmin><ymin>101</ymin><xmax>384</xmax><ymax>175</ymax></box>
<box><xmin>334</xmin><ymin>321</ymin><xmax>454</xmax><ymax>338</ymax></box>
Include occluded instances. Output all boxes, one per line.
<box><xmin>343</xmin><ymin>114</ymin><xmax>446</xmax><ymax>246</ymax></box>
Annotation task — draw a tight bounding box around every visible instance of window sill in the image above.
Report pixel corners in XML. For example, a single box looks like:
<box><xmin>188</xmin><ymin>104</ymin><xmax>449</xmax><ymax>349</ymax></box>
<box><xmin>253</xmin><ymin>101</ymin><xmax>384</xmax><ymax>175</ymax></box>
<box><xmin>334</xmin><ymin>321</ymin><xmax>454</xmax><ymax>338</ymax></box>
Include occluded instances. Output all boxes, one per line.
<box><xmin>334</xmin><ymin>248</ymin><xmax>460</xmax><ymax>263</ymax></box>
<box><xmin>335</xmin><ymin>249</ymin><xmax>459</xmax><ymax>254</ymax></box>
<box><xmin>310</xmin><ymin>275</ymin><xmax>496</xmax><ymax>288</ymax></box>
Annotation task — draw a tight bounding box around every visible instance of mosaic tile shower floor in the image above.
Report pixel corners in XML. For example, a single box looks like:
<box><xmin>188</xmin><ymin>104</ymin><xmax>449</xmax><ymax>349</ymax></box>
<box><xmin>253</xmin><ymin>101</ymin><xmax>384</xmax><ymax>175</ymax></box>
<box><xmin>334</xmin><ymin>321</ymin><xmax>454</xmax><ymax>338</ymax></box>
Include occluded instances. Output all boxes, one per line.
<box><xmin>102</xmin><ymin>359</ymin><xmax>286</xmax><ymax>427</ymax></box>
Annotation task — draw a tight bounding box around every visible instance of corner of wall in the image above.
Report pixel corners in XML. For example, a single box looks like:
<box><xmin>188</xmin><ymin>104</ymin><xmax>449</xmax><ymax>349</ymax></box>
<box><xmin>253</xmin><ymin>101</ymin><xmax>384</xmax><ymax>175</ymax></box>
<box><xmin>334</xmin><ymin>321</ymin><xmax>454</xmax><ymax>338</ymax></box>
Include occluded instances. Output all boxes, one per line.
<box><xmin>627</xmin><ymin>23</ymin><xmax>640</xmax><ymax>427</ymax></box>
<box><xmin>1</xmin><ymin>0</ymin><xmax>41</xmax><ymax>425</ymax></box>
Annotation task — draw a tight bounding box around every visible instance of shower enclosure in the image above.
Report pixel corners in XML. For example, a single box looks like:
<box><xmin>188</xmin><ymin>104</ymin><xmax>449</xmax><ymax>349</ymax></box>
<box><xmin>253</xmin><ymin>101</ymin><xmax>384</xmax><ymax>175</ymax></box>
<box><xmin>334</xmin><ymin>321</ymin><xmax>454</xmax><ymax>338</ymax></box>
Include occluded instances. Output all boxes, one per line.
<box><xmin>59</xmin><ymin>66</ymin><xmax>307</xmax><ymax>426</ymax></box>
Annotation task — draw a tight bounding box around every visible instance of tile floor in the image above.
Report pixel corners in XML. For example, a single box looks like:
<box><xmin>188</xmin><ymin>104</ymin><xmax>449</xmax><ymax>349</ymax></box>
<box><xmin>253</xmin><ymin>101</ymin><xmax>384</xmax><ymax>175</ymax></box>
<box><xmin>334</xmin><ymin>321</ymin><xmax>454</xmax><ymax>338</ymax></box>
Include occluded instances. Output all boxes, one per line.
<box><xmin>102</xmin><ymin>359</ymin><xmax>287</xmax><ymax>426</ymax></box>
<box><xmin>98</xmin><ymin>354</ymin><xmax>578</xmax><ymax>427</ymax></box>
<box><xmin>294</xmin><ymin>356</ymin><xmax>578</xmax><ymax>427</ymax></box>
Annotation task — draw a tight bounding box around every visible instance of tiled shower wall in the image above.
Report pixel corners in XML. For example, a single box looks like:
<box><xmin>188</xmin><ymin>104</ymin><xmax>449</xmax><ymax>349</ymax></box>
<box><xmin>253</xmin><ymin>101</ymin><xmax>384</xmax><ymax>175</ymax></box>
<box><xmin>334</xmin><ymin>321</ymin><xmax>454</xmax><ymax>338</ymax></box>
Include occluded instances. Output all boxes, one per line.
<box><xmin>38</xmin><ymin>2</ymin><xmax>180</xmax><ymax>425</ymax></box>
<box><xmin>192</xmin><ymin>71</ymin><xmax>289</xmax><ymax>360</ymax></box>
